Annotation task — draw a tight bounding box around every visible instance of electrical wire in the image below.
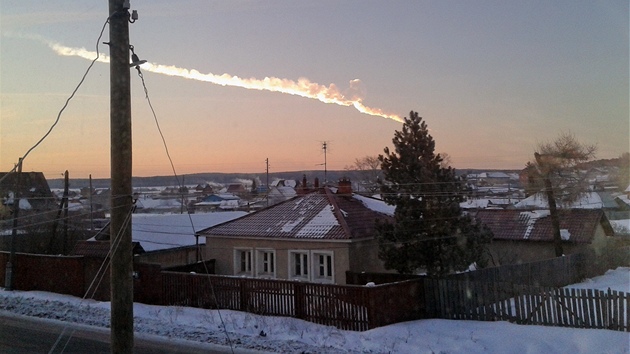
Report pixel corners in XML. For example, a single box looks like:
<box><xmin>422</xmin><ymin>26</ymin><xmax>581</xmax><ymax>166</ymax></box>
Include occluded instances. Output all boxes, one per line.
<box><xmin>134</xmin><ymin>65</ymin><xmax>235</xmax><ymax>353</ymax></box>
<box><xmin>0</xmin><ymin>17</ymin><xmax>110</xmax><ymax>187</ymax></box>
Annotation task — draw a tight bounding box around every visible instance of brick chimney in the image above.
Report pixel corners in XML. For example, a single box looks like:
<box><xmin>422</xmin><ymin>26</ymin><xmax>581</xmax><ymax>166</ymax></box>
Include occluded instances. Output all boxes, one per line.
<box><xmin>314</xmin><ymin>177</ymin><xmax>319</xmax><ymax>188</ymax></box>
<box><xmin>337</xmin><ymin>177</ymin><xmax>352</xmax><ymax>195</ymax></box>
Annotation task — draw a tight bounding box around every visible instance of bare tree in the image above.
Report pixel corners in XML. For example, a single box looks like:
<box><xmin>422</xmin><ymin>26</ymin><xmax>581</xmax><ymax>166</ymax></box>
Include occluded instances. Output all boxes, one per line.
<box><xmin>344</xmin><ymin>155</ymin><xmax>382</xmax><ymax>194</ymax></box>
<box><xmin>525</xmin><ymin>133</ymin><xmax>597</xmax><ymax>256</ymax></box>
<box><xmin>438</xmin><ymin>152</ymin><xmax>453</xmax><ymax>169</ymax></box>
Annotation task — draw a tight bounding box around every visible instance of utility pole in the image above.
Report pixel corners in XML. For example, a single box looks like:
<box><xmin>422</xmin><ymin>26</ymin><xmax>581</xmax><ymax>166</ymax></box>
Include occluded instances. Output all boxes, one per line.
<box><xmin>109</xmin><ymin>0</ymin><xmax>134</xmax><ymax>352</ymax></box>
<box><xmin>89</xmin><ymin>174</ymin><xmax>94</xmax><ymax>231</ymax></box>
<box><xmin>265</xmin><ymin>158</ymin><xmax>269</xmax><ymax>207</ymax></box>
<box><xmin>180</xmin><ymin>175</ymin><xmax>185</xmax><ymax>214</ymax></box>
<box><xmin>322</xmin><ymin>142</ymin><xmax>328</xmax><ymax>185</ymax></box>
<box><xmin>62</xmin><ymin>170</ymin><xmax>69</xmax><ymax>254</ymax></box>
<box><xmin>4</xmin><ymin>158</ymin><xmax>22</xmax><ymax>291</ymax></box>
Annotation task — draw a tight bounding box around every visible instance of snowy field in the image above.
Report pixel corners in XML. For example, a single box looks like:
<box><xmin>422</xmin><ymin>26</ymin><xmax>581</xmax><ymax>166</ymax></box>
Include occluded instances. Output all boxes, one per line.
<box><xmin>1</xmin><ymin>268</ymin><xmax>628</xmax><ymax>353</ymax></box>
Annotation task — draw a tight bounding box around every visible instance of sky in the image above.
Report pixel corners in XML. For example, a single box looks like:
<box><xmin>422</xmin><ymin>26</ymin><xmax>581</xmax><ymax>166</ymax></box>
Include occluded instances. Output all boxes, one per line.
<box><xmin>1</xmin><ymin>1</ymin><xmax>628</xmax><ymax>179</ymax></box>
<box><xmin>1</xmin><ymin>267</ymin><xmax>628</xmax><ymax>352</ymax></box>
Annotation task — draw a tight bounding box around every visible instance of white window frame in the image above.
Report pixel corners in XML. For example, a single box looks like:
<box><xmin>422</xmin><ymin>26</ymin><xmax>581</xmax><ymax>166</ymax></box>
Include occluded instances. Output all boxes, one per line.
<box><xmin>312</xmin><ymin>250</ymin><xmax>334</xmax><ymax>284</ymax></box>
<box><xmin>256</xmin><ymin>249</ymin><xmax>276</xmax><ymax>278</ymax></box>
<box><xmin>288</xmin><ymin>250</ymin><xmax>310</xmax><ymax>281</ymax></box>
<box><xmin>234</xmin><ymin>248</ymin><xmax>253</xmax><ymax>276</ymax></box>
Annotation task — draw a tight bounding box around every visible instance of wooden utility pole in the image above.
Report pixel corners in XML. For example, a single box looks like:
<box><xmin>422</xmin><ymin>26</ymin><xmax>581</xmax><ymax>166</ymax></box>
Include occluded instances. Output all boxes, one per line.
<box><xmin>266</xmin><ymin>158</ymin><xmax>269</xmax><ymax>207</ymax></box>
<box><xmin>109</xmin><ymin>0</ymin><xmax>134</xmax><ymax>352</ymax></box>
<box><xmin>322</xmin><ymin>142</ymin><xmax>328</xmax><ymax>185</ymax></box>
<box><xmin>62</xmin><ymin>170</ymin><xmax>69</xmax><ymax>254</ymax></box>
<box><xmin>4</xmin><ymin>158</ymin><xmax>23</xmax><ymax>291</ymax></box>
<box><xmin>89</xmin><ymin>174</ymin><xmax>94</xmax><ymax>231</ymax></box>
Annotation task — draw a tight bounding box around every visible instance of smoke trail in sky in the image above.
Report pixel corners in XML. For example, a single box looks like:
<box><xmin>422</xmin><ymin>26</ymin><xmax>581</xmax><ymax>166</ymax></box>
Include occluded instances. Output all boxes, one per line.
<box><xmin>48</xmin><ymin>41</ymin><xmax>403</xmax><ymax>123</ymax></box>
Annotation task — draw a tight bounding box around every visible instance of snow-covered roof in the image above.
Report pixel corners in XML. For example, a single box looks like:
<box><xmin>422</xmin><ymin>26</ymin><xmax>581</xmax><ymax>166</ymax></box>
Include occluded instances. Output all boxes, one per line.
<box><xmin>475</xmin><ymin>209</ymin><xmax>608</xmax><ymax>243</ymax></box>
<box><xmin>460</xmin><ymin>198</ymin><xmax>519</xmax><ymax>210</ymax></box>
<box><xmin>135</xmin><ymin>197</ymin><xmax>182</xmax><ymax>210</ymax></box>
<box><xmin>616</xmin><ymin>194</ymin><xmax>630</xmax><ymax>208</ymax></box>
<box><xmin>125</xmin><ymin>212</ymin><xmax>247</xmax><ymax>251</ymax></box>
<box><xmin>352</xmin><ymin>194</ymin><xmax>395</xmax><ymax>216</ymax></box>
<box><xmin>199</xmin><ymin>189</ymin><xmax>392</xmax><ymax>240</ymax></box>
<box><xmin>610</xmin><ymin>219</ymin><xmax>630</xmax><ymax>234</ymax></box>
<box><xmin>515</xmin><ymin>192</ymin><xmax>603</xmax><ymax>209</ymax></box>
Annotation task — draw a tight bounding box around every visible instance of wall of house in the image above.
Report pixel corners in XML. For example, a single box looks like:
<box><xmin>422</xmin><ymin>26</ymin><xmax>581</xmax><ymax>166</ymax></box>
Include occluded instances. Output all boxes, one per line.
<box><xmin>205</xmin><ymin>237</ymin><xmax>354</xmax><ymax>284</ymax></box>
<box><xmin>347</xmin><ymin>238</ymin><xmax>391</xmax><ymax>274</ymax></box>
<box><xmin>487</xmin><ymin>224</ymin><xmax>614</xmax><ymax>266</ymax></box>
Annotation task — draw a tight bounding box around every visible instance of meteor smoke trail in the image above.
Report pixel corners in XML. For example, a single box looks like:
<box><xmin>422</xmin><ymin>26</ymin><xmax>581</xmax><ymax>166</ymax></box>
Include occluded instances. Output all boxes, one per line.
<box><xmin>47</xmin><ymin>41</ymin><xmax>403</xmax><ymax>123</ymax></box>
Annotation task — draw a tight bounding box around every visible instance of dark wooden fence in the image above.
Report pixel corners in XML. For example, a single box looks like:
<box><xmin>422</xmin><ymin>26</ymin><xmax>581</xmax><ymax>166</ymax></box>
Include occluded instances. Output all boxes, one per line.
<box><xmin>159</xmin><ymin>271</ymin><xmax>425</xmax><ymax>331</ymax></box>
<box><xmin>425</xmin><ymin>278</ymin><xmax>629</xmax><ymax>332</ymax></box>
<box><xmin>447</xmin><ymin>252</ymin><xmax>588</xmax><ymax>287</ymax></box>
<box><xmin>3</xmin><ymin>250</ymin><xmax>626</xmax><ymax>332</ymax></box>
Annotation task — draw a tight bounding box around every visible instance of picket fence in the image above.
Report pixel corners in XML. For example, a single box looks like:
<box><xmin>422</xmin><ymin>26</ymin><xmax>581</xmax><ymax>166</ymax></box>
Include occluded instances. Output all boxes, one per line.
<box><xmin>425</xmin><ymin>278</ymin><xmax>629</xmax><ymax>332</ymax></box>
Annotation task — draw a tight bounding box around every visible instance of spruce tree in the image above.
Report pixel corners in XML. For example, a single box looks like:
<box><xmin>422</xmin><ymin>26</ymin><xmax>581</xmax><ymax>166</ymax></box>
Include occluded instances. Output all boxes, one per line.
<box><xmin>376</xmin><ymin>111</ymin><xmax>492</xmax><ymax>277</ymax></box>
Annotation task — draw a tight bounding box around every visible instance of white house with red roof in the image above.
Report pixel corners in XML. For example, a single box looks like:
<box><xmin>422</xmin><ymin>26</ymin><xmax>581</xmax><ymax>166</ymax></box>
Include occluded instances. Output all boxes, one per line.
<box><xmin>197</xmin><ymin>179</ymin><xmax>394</xmax><ymax>284</ymax></box>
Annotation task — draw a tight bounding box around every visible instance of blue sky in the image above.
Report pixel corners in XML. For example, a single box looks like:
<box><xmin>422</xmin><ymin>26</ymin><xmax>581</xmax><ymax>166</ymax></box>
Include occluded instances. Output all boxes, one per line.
<box><xmin>1</xmin><ymin>1</ymin><xmax>628</xmax><ymax>178</ymax></box>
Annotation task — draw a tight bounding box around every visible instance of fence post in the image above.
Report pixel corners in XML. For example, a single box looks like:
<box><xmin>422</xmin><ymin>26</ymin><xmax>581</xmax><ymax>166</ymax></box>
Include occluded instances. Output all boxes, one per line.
<box><xmin>294</xmin><ymin>282</ymin><xmax>305</xmax><ymax>320</ymax></box>
<box><xmin>366</xmin><ymin>286</ymin><xmax>378</xmax><ymax>329</ymax></box>
<box><xmin>239</xmin><ymin>279</ymin><xmax>247</xmax><ymax>311</ymax></box>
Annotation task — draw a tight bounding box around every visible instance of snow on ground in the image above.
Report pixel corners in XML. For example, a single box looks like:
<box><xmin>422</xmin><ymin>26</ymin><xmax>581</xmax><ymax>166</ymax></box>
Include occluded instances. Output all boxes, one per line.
<box><xmin>1</xmin><ymin>268</ymin><xmax>629</xmax><ymax>353</ymax></box>
<box><xmin>565</xmin><ymin>267</ymin><xmax>630</xmax><ymax>293</ymax></box>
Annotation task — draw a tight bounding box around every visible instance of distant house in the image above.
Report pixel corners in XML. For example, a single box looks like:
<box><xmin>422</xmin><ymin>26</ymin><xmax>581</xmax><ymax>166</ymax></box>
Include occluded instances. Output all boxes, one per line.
<box><xmin>195</xmin><ymin>193</ymin><xmax>241</xmax><ymax>212</ymax></box>
<box><xmin>0</xmin><ymin>172</ymin><xmax>56</xmax><ymax>213</ymax></box>
<box><xmin>477</xmin><ymin>172</ymin><xmax>511</xmax><ymax>186</ymax></box>
<box><xmin>474</xmin><ymin>209</ymin><xmax>615</xmax><ymax>266</ymax></box>
<box><xmin>225</xmin><ymin>183</ymin><xmax>247</xmax><ymax>197</ymax></box>
<box><xmin>194</xmin><ymin>183</ymin><xmax>214</xmax><ymax>196</ymax></box>
<box><xmin>267</xmin><ymin>185</ymin><xmax>297</xmax><ymax>206</ymax></box>
<box><xmin>197</xmin><ymin>180</ymin><xmax>394</xmax><ymax>284</ymax></box>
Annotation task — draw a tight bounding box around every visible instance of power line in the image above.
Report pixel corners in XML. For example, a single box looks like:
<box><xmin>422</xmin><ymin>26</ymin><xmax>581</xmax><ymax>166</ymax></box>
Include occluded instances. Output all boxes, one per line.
<box><xmin>0</xmin><ymin>16</ymin><xmax>110</xmax><ymax>187</ymax></box>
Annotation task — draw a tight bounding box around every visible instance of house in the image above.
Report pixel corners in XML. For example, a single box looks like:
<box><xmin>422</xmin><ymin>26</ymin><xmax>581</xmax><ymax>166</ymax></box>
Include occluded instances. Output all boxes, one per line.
<box><xmin>0</xmin><ymin>171</ymin><xmax>56</xmax><ymax>214</ymax></box>
<box><xmin>0</xmin><ymin>172</ymin><xmax>60</xmax><ymax>253</ymax></box>
<box><xmin>195</xmin><ymin>183</ymin><xmax>214</xmax><ymax>196</ymax></box>
<box><xmin>89</xmin><ymin>211</ymin><xmax>247</xmax><ymax>267</ymax></box>
<box><xmin>194</xmin><ymin>193</ymin><xmax>241</xmax><ymax>212</ymax></box>
<box><xmin>474</xmin><ymin>209</ymin><xmax>615</xmax><ymax>266</ymax></box>
<box><xmin>267</xmin><ymin>185</ymin><xmax>297</xmax><ymax>206</ymax></box>
<box><xmin>197</xmin><ymin>179</ymin><xmax>394</xmax><ymax>284</ymax></box>
<box><xmin>225</xmin><ymin>183</ymin><xmax>247</xmax><ymax>197</ymax></box>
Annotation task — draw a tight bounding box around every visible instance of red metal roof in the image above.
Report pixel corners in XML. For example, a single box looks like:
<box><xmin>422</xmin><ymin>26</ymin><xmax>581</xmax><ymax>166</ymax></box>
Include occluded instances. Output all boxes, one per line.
<box><xmin>474</xmin><ymin>209</ymin><xmax>610</xmax><ymax>244</ymax></box>
<box><xmin>197</xmin><ymin>188</ymin><xmax>392</xmax><ymax>240</ymax></box>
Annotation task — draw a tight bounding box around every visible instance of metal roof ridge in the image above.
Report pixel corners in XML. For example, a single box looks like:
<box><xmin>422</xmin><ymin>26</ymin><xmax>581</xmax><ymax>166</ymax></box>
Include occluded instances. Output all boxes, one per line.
<box><xmin>325</xmin><ymin>187</ymin><xmax>353</xmax><ymax>239</ymax></box>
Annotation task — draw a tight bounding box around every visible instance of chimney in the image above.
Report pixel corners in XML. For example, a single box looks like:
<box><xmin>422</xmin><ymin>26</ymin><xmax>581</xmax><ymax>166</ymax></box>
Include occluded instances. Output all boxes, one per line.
<box><xmin>314</xmin><ymin>177</ymin><xmax>319</xmax><ymax>188</ymax></box>
<box><xmin>302</xmin><ymin>174</ymin><xmax>307</xmax><ymax>189</ymax></box>
<box><xmin>337</xmin><ymin>177</ymin><xmax>352</xmax><ymax>195</ymax></box>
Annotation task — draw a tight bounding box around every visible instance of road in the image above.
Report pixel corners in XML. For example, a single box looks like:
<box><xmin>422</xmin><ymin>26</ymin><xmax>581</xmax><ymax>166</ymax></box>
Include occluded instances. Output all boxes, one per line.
<box><xmin>0</xmin><ymin>312</ymin><xmax>249</xmax><ymax>353</ymax></box>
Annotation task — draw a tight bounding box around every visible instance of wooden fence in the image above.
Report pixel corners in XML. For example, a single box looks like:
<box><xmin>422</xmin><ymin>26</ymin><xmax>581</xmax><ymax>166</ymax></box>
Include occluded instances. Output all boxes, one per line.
<box><xmin>425</xmin><ymin>278</ymin><xmax>630</xmax><ymax>332</ymax></box>
<box><xmin>447</xmin><ymin>252</ymin><xmax>588</xmax><ymax>287</ymax></box>
<box><xmin>159</xmin><ymin>271</ymin><xmax>425</xmax><ymax>331</ymax></box>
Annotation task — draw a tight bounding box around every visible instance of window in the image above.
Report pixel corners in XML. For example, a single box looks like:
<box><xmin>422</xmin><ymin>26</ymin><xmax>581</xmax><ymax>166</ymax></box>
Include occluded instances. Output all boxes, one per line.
<box><xmin>234</xmin><ymin>248</ymin><xmax>253</xmax><ymax>275</ymax></box>
<box><xmin>289</xmin><ymin>251</ymin><xmax>309</xmax><ymax>280</ymax></box>
<box><xmin>313</xmin><ymin>251</ymin><xmax>334</xmax><ymax>283</ymax></box>
<box><xmin>256</xmin><ymin>249</ymin><xmax>276</xmax><ymax>278</ymax></box>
